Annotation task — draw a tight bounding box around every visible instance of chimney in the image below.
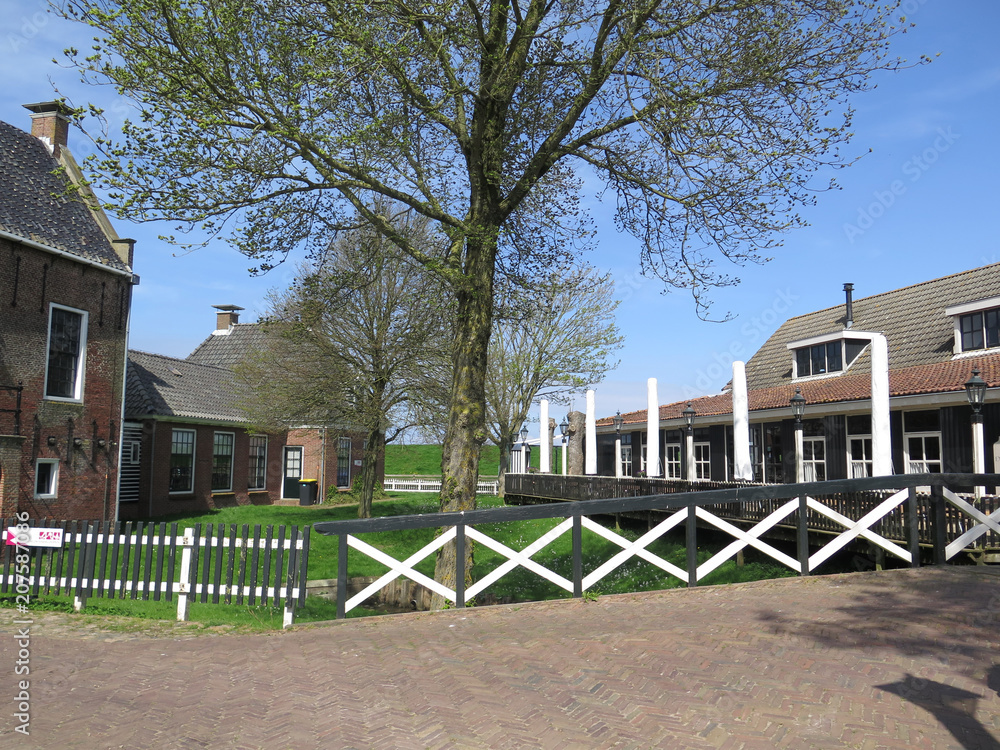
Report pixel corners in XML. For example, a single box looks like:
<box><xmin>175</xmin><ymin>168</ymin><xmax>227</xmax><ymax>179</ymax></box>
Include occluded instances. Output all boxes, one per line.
<box><xmin>843</xmin><ymin>283</ymin><xmax>854</xmax><ymax>330</ymax></box>
<box><xmin>23</xmin><ymin>101</ymin><xmax>72</xmax><ymax>160</ymax></box>
<box><xmin>213</xmin><ymin>304</ymin><xmax>244</xmax><ymax>333</ymax></box>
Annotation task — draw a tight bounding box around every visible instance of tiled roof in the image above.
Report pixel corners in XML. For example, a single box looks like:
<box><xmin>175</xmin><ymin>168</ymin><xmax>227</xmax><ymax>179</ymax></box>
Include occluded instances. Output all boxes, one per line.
<box><xmin>744</xmin><ymin>263</ymin><xmax>1000</xmax><ymax>389</ymax></box>
<box><xmin>0</xmin><ymin>120</ymin><xmax>130</xmax><ymax>273</ymax></box>
<box><xmin>187</xmin><ymin>324</ymin><xmax>271</xmax><ymax>368</ymax></box>
<box><xmin>125</xmin><ymin>350</ymin><xmax>250</xmax><ymax>423</ymax></box>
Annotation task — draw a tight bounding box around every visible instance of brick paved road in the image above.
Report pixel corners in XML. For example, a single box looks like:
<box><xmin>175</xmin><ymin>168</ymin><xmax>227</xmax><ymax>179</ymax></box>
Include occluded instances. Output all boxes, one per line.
<box><xmin>2</xmin><ymin>567</ymin><xmax>999</xmax><ymax>749</ymax></box>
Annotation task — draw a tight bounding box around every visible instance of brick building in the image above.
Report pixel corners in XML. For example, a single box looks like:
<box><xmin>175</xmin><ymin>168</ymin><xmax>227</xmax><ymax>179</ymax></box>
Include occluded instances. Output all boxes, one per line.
<box><xmin>0</xmin><ymin>102</ymin><xmax>136</xmax><ymax>521</ymax></box>
<box><xmin>120</xmin><ymin>350</ymin><xmax>285</xmax><ymax>518</ymax></box>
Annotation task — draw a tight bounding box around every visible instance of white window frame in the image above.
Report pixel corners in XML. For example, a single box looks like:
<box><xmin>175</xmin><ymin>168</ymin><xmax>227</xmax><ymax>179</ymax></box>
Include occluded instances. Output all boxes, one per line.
<box><xmin>212</xmin><ymin>431</ymin><xmax>235</xmax><ymax>492</ymax></box>
<box><xmin>694</xmin><ymin>442</ymin><xmax>711</xmax><ymax>480</ymax></box>
<box><xmin>786</xmin><ymin>331</ymin><xmax>870</xmax><ymax>381</ymax></box>
<box><xmin>44</xmin><ymin>304</ymin><xmax>88</xmax><ymax>402</ymax></box>
<box><xmin>802</xmin><ymin>436</ymin><xmax>827</xmax><ymax>482</ymax></box>
<box><xmin>665</xmin><ymin>443</ymin><xmax>682</xmax><ymax>479</ymax></box>
<box><xmin>620</xmin><ymin>444</ymin><xmax>633</xmax><ymax>476</ymax></box>
<box><xmin>34</xmin><ymin>458</ymin><xmax>59</xmax><ymax>499</ymax></box>
<box><xmin>169</xmin><ymin>428</ymin><xmax>196</xmax><ymax>495</ymax></box>
<box><xmin>248</xmin><ymin>435</ymin><xmax>268</xmax><ymax>491</ymax></box>
<box><xmin>946</xmin><ymin>295</ymin><xmax>1000</xmax><ymax>355</ymax></box>
<box><xmin>848</xmin><ymin>435</ymin><xmax>873</xmax><ymax>479</ymax></box>
<box><xmin>904</xmin><ymin>432</ymin><xmax>942</xmax><ymax>474</ymax></box>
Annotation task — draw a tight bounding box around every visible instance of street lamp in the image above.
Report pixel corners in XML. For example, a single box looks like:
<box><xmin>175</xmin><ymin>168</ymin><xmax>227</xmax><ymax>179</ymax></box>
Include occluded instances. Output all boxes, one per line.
<box><xmin>682</xmin><ymin>403</ymin><xmax>696</xmax><ymax>481</ymax></box>
<box><xmin>791</xmin><ymin>388</ymin><xmax>806</xmax><ymax>483</ymax></box>
<box><xmin>965</xmin><ymin>368</ymin><xmax>987</xmax><ymax>497</ymax></box>
<box><xmin>612</xmin><ymin>410</ymin><xmax>624</xmax><ymax>478</ymax></box>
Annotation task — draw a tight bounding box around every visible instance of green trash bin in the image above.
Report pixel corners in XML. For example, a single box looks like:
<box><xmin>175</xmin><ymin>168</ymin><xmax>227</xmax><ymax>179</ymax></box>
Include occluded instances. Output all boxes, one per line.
<box><xmin>299</xmin><ymin>479</ymin><xmax>319</xmax><ymax>506</ymax></box>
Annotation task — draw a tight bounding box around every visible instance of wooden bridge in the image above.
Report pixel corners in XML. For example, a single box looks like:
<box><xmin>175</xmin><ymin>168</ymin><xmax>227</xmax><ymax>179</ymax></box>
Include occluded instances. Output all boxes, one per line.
<box><xmin>504</xmin><ymin>473</ymin><xmax>1000</xmax><ymax>565</ymax></box>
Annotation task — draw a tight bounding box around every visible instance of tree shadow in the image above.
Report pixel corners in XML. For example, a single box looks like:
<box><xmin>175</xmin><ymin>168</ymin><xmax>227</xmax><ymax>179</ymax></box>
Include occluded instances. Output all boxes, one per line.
<box><xmin>877</xmin><ymin>674</ymin><xmax>1000</xmax><ymax>750</ymax></box>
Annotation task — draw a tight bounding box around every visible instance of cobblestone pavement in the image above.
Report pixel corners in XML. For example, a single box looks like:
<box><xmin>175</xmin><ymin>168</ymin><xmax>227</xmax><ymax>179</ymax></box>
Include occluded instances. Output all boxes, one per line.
<box><xmin>1</xmin><ymin>567</ymin><xmax>999</xmax><ymax>749</ymax></box>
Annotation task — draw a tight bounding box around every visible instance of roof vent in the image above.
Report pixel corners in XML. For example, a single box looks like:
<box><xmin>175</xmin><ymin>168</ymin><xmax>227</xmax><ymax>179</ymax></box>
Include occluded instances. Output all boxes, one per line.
<box><xmin>843</xmin><ymin>283</ymin><xmax>854</xmax><ymax>330</ymax></box>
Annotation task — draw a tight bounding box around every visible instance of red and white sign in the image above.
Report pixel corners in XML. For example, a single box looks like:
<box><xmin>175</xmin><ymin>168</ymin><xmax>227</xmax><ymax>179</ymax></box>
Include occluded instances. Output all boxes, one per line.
<box><xmin>5</xmin><ymin>527</ymin><xmax>64</xmax><ymax>548</ymax></box>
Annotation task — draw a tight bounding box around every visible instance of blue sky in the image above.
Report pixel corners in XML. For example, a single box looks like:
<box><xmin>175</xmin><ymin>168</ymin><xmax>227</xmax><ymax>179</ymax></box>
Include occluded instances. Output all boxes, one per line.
<box><xmin>2</xmin><ymin>0</ymin><xmax>999</xmax><ymax>426</ymax></box>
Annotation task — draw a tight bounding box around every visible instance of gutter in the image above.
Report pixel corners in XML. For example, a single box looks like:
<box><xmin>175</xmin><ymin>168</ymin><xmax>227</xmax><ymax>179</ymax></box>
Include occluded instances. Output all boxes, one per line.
<box><xmin>0</xmin><ymin>228</ymin><xmax>134</xmax><ymax>279</ymax></box>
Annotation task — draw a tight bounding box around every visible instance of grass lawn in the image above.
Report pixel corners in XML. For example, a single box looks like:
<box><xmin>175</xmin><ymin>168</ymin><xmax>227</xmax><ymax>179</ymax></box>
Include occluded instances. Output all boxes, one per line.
<box><xmin>385</xmin><ymin>443</ymin><xmax>564</xmax><ymax>476</ymax></box>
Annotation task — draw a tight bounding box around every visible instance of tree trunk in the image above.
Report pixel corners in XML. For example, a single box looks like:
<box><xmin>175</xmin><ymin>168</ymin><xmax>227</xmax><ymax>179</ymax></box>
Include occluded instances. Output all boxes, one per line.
<box><xmin>357</xmin><ymin>427</ymin><xmax>383</xmax><ymax>519</ymax></box>
<box><xmin>432</xmin><ymin>232</ymin><xmax>498</xmax><ymax>608</ymax></box>
<box><xmin>496</xmin><ymin>435</ymin><xmax>513</xmax><ymax>499</ymax></box>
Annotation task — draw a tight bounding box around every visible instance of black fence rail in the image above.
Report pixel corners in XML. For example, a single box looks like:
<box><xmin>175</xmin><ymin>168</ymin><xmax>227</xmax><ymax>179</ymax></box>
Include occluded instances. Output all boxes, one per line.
<box><xmin>507</xmin><ymin>475</ymin><xmax>1000</xmax><ymax>550</ymax></box>
<box><xmin>0</xmin><ymin>518</ymin><xmax>310</xmax><ymax>627</ymax></box>
<box><xmin>315</xmin><ymin>473</ymin><xmax>1000</xmax><ymax>619</ymax></box>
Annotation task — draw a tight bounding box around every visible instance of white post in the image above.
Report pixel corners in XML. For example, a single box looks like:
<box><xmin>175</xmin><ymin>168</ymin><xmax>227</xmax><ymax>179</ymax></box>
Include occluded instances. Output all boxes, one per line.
<box><xmin>521</xmin><ymin>440</ymin><xmax>529</xmax><ymax>473</ymax></box>
<box><xmin>539</xmin><ymin>399</ymin><xmax>551</xmax><ymax>473</ymax></box>
<box><xmin>647</xmin><ymin>378</ymin><xmax>660</xmax><ymax>477</ymax></box>
<box><xmin>562</xmin><ymin>434</ymin><xmax>568</xmax><ymax>475</ymax></box>
<box><xmin>615</xmin><ymin>432</ymin><xmax>622</xmax><ymax>478</ymax></box>
<box><xmin>685</xmin><ymin>427</ymin><xmax>695</xmax><ymax>481</ymax></box>
<box><xmin>973</xmin><ymin>416</ymin><xmax>985</xmax><ymax>499</ymax></box>
<box><xmin>732</xmin><ymin>361</ymin><xmax>753</xmax><ymax>481</ymax></box>
<box><xmin>870</xmin><ymin>333</ymin><xmax>892</xmax><ymax>476</ymax></box>
<box><xmin>585</xmin><ymin>389</ymin><xmax>597</xmax><ymax>475</ymax></box>
<box><xmin>795</xmin><ymin>423</ymin><xmax>804</xmax><ymax>483</ymax></box>
<box><xmin>177</xmin><ymin>527</ymin><xmax>195</xmax><ymax>622</ymax></box>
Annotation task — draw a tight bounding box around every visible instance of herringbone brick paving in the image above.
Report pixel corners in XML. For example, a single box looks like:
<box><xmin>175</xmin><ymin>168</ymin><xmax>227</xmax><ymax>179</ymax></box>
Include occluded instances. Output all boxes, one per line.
<box><xmin>2</xmin><ymin>567</ymin><xmax>999</xmax><ymax>749</ymax></box>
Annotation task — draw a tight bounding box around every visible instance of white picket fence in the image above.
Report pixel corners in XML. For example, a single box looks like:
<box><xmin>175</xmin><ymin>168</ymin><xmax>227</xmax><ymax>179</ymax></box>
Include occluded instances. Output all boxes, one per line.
<box><xmin>383</xmin><ymin>475</ymin><xmax>499</xmax><ymax>495</ymax></box>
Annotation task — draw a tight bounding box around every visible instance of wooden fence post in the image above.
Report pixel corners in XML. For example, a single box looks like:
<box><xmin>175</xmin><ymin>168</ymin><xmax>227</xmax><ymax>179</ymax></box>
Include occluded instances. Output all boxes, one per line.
<box><xmin>176</xmin><ymin>527</ymin><xmax>195</xmax><ymax>622</ymax></box>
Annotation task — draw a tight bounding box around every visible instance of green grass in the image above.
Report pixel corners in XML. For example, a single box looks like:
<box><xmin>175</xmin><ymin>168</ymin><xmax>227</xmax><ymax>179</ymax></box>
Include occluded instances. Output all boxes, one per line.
<box><xmin>385</xmin><ymin>443</ymin><xmax>563</xmax><ymax>475</ymax></box>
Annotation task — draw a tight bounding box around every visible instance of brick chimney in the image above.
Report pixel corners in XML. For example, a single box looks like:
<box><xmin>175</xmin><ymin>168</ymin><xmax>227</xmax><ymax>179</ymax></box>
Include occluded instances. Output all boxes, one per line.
<box><xmin>23</xmin><ymin>101</ymin><xmax>72</xmax><ymax>160</ymax></box>
<box><xmin>213</xmin><ymin>304</ymin><xmax>244</xmax><ymax>333</ymax></box>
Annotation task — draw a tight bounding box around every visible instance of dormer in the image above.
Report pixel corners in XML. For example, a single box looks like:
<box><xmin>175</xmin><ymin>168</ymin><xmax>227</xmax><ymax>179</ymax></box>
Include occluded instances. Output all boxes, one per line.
<box><xmin>945</xmin><ymin>295</ymin><xmax>1000</xmax><ymax>356</ymax></box>
<box><xmin>787</xmin><ymin>331</ymin><xmax>871</xmax><ymax>381</ymax></box>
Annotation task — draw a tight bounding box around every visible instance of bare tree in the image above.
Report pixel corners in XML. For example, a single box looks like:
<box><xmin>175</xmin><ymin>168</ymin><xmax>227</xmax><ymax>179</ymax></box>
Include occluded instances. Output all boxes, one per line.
<box><xmin>238</xmin><ymin>210</ymin><xmax>451</xmax><ymax>517</ymax></box>
<box><xmin>487</xmin><ymin>266</ymin><xmax>622</xmax><ymax>492</ymax></box>
<box><xmin>61</xmin><ymin>0</ymin><xmax>916</xmax><ymax>595</ymax></box>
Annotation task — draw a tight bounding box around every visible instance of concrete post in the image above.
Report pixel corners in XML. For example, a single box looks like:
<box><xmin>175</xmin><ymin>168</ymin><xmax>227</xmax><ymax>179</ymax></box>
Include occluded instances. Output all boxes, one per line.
<box><xmin>646</xmin><ymin>378</ymin><xmax>660</xmax><ymax>477</ymax></box>
<box><xmin>870</xmin><ymin>333</ymin><xmax>892</xmax><ymax>476</ymax></box>
<box><xmin>732</xmin><ymin>361</ymin><xmax>753</xmax><ymax>480</ymax></box>
<box><xmin>585</xmin><ymin>390</ymin><xmax>597</xmax><ymax>475</ymax></box>
<box><xmin>539</xmin><ymin>399</ymin><xmax>550</xmax><ymax>473</ymax></box>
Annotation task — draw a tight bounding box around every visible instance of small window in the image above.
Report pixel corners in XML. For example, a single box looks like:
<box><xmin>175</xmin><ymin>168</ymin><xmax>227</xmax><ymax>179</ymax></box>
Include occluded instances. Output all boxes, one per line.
<box><xmin>793</xmin><ymin>337</ymin><xmax>867</xmax><ymax>378</ymax></box>
<box><xmin>248</xmin><ymin>435</ymin><xmax>267</xmax><ymax>491</ymax></box>
<box><xmin>802</xmin><ymin>437</ymin><xmax>826</xmax><ymax>481</ymax></box>
<box><xmin>337</xmin><ymin>436</ymin><xmax>351</xmax><ymax>488</ymax></box>
<box><xmin>694</xmin><ymin>443</ymin><xmax>711</xmax><ymax>480</ymax></box>
<box><xmin>44</xmin><ymin>305</ymin><xmax>88</xmax><ymax>400</ymax></box>
<box><xmin>169</xmin><ymin>429</ymin><xmax>195</xmax><ymax>493</ymax></box>
<box><xmin>665</xmin><ymin>444</ymin><xmax>681</xmax><ymax>479</ymax></box>
<box><xmin>959</xmin><ymin>309</ymin><xmax>1000</xmax><ymax>352</ymax></box>
<box><xmin>212</xmin><ymin>432</ymin><xmax>235</xmax><ymax>491</ymax></box>
<box><xmin>35</xmin><ymin>459</ymin><xmax>59</xmax><ymax>499</ymax></box>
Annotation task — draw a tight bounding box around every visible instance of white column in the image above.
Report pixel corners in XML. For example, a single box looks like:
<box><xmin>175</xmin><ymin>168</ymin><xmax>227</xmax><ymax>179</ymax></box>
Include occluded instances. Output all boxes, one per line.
<box><xmin>585</xmin><ymin>389</ymin><xmax>597</xmax><ymax>475</ymax></box>
<box><xmin>562</xmin><ymin>433</ymin><xmax>568</xmax><ymax>475</ymax></box>
<box><xmin>539</xmin><ymin>399</ymin><xmax>550</xmax><ymax>473</ymax></box>
<box><xmin>685</xmin><ymin>428</ymin><xmax>695</xmax><ymax>481</ymax></box>
<box><xmin>973</xmin><ymin>417</ymin><xmax>985</xmax><ymax>498</ymax></box>
<box><xmin>732</xmin><ymin>361</ymin><xmax>753</xmax><ymax>481</ymax></box>
<box><xmin>521</xmin><ymin>440</ymin><xmax>529</xmax><ymax>473</ymax></box>
<box><xmin>795</xmin><ymin>424</ymin><xmax>804</xmax><ymax>483</ymax></box>
<box><xmin>615</xmin><ymin>433</ymin><xmax>622</xmax><ymax>478</ymax></box>
<box><xmin>870</xmin><ymin>333</ymin><xmax>892</xmax><ymax>476</ymax></box>
<box><xmin>646</xmin><ymin>378</ymin><xmax>660</xmax><ymax>477</ymax></box>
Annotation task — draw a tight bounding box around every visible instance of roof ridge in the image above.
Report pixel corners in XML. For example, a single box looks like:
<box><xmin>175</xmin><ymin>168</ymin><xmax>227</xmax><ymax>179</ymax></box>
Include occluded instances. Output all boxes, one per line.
<box><xmin>130</xmin><ymin>349</ymin><xmax>238</xmax><ymax>373</ymax></box>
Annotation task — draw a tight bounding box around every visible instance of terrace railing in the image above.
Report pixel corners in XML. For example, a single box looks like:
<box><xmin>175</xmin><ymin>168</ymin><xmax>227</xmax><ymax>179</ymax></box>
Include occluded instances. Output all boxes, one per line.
<box><xmin>315</xmin><ymin>473</ymin><xmax>1000</xmax><ymax>619</ymax></box>
<box><xmin>384</xmin><ymin>475</ymin><xmax>500</xmax><ymax>495</ymax></box>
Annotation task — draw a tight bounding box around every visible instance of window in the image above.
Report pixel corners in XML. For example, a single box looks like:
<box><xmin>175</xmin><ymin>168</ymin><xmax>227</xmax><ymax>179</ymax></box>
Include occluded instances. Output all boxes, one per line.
<box><xmin>847</xmin><ymin>414</ymin><xmax>872</xmax><ymax>478</ymax></box>
<box><xmin>44</xmin><ymin>305</ymin><xmax>88</xmax><ymax>400</ymax></box>
<box><xmin>959</xmin><ymin>308</ymin><xmax>1000</xmax><ymax>352</ymax></box>
<box><xmin>792</xmin><ymin>337</ymin><xmax>868</xmax><ymax>378</ymax></box>
<box><xmin>621</xmin><ymin>444</ymin><xmax>633</xmax><ymax>476</ymax></box>
<box><xmin>802</xmin><ymin>437</ymin><xmax>826</xmax><ymax>481</ymax></box>
<box><xmin>665</xmin><ymin>444</ymin><xmax>681</xmax><ymax>479</ymax></box>
<box><xmin>337</xmin><ymin>436</ymin><xmax>352</xmax><ymax>488</ymax></box>
<box><xmin>248</xmin><ymin>435</ymin><xmax>267</xmax><ymax>490</ymax></box>
<box><xmin>903</xmin><ymin>410</ymin><xmax>942</xmax><ymax>473</ymax></box>
<box><xmin>169</xmin><ymin>429</ymin><xmax>195</xmax><ymax>493</ymax></box>
<box><xmin>694</xmin><ymin>443</ymin><xmax>711</xmax><ymax>480</ymax></box>
<box><xmin>212</xmin><ymin>432</ymin><xmax>235</xmax><ymax>491</ymax></box>
<box><xmin>34</xmin><ymin>459</ymin><xmax>59</xmax><ymax>499</ymax></box>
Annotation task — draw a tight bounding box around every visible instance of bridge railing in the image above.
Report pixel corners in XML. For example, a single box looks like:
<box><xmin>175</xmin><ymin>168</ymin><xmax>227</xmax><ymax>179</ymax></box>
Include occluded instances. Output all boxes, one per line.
<box><xmin>314</xmin><ymin>473</ymin><xmax>1000</xmax><ymax>618</ymax></box>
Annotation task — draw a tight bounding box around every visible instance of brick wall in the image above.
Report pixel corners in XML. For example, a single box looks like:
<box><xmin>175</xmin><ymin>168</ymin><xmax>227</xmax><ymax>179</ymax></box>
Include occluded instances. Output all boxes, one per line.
<box><xmin>286</xmin><ymin>427</ymin><xmax>384</xmax><ymax>500</ymax></box>
<box><xmin>118</xmin><ymin>419</ymin><xmax>286</xmax><ymax>519</ymax></box>
<box><xmin>0</xmin><ymin>238</ymin><xmax>130</xmax><ymax>521</ymax></box>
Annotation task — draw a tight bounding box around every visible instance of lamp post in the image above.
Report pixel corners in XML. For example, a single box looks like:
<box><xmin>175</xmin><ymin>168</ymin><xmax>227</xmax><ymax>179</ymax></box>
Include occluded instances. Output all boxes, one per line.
<box><xmin>520</xmin><ymin>425</ymin><xmax>529</xmax><ymax>474</ymax></box>
<box><xmin>613</xmin><ymin>410</ymin><xmax>624</xmax><ymax>478</ymax></box>
<box><xmin>965</xmin><ymin>368</ymin><xmax>987</xmax><ymax>498</ymax></box>
<box><xmin>683</xmin><ymin>403</ymin><xmax>696</xmax><ymax>481</ymax></box>
<box><xmin>790</xmin><ymin>388</ymin><xmax>806</xmax><ymax>483</ymax></box>
<box><xmin>560</xmin><ymin>417</ymin><xmax>569</xmax><ymax>475</ymax></box>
